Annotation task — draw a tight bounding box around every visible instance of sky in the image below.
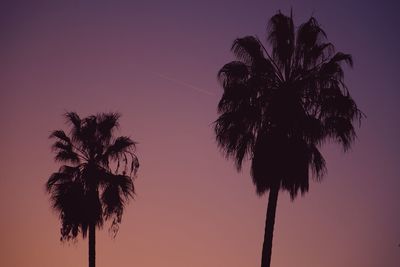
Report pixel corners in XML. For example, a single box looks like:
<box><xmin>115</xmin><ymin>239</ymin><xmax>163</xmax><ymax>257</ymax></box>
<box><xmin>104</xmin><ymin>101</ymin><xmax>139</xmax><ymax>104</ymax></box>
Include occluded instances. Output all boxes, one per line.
<box><xmin>0</xmin><ymin>0</ymin><xmax>399</xmax><ymax>267</ymax></box>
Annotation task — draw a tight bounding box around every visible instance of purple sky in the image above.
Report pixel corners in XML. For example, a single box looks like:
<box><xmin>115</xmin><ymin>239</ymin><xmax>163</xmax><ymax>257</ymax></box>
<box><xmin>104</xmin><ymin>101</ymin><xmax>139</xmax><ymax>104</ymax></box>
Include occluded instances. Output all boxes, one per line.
<box><xmin>0</xmin><ymin>1</ymin><xmax>399</xmax><ymax>267</ymax></box>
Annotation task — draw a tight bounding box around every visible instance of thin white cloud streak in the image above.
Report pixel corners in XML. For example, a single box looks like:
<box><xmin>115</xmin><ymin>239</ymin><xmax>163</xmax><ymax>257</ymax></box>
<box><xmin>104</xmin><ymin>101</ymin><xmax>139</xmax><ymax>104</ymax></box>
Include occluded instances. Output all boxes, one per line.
<box><xmin>153</xmin><ymin>72</ymin><xmax>214</xmax><ymax>96</ymax></box>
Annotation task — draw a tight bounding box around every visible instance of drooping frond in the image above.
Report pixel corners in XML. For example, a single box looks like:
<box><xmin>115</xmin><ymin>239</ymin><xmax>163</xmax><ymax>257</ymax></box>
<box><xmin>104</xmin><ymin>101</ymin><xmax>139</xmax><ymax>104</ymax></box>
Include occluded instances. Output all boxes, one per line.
<box><xmin>100</xmin><ymin>173</ymin><xmax>134</xmax><ymax>236</ymax></box>
<box><xmin>323</xmin><ymin>116</ymin><xmax>357</xmax><ymax>151</ymax></box>
<box><xmin>215</xmin><ymin>111</ymin><xmax>256</xmax><ymax>170</ymax></box>
<box><xmin>46</xmin><ymin>165</ymin><xmax>93</xmax><ymax>240</ymax></box>
<box><xmin>104</xmin><ymin>136</ymin><xmax>135</xmax><ymax>159</ymax></box>
<box><xmin>218</xmin><ymin>61</ymin><xmax>249</xmax><ymax>88</ymax></box>
<box><xmin>217</xmin><ymin>66</ymin><xmax>253</xmax><ymax>114</ymax></box>
<box><xmin>101</xmin><ymin>136</ymin><xmax>139</xmax><ymax>176</ymax></box>
<box><xmin>309</xmin><ymin>144</ymin><xmax>326</xmax><ymax>180</ymax></box>
<box><xmin>232</xmin><ymin>36</ymin><xmax>265</xmax><ymax>65</ymax></box>
<box><xmin>101</xmin><ymin>174</ymin><xmax>134</xmax><ymax>213</ymax></box>
<box><xmin>46</xmin><ymin>165</ymin><xmax>79</xmax><ymax>192</ymax></box>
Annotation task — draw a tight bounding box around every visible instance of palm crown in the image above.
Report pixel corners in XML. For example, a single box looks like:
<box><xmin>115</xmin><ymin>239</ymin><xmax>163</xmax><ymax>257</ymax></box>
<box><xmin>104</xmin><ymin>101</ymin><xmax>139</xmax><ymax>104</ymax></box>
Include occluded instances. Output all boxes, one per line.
<box><xmin>215</xmin><ymin>12</ymin><xmax>362</xmax><ymax>198</ymax></box>
<box><xmin>46</xmin><ymin>112</ymin><xmax>139</xmax><ymax>241</ymax></box>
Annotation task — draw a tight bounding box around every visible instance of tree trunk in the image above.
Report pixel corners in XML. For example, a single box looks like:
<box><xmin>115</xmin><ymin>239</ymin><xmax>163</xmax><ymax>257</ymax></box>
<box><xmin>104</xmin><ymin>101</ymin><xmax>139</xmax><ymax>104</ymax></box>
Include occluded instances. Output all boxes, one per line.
<box><xmin>89</xmin><ymin>223</ymin><xmax>96</xmax><ymax>267</ymax></box>
<box><xmin>261</xmin><ymin>184</ymin><xmax>279</xmax><ymax>267</ymax></box>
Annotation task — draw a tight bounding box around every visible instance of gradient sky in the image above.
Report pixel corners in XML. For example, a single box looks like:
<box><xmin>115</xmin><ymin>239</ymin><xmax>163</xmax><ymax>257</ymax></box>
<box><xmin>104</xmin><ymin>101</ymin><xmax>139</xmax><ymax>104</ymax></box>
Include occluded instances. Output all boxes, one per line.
<box><xmin>1</xmin><ymin>1</ymin><xmax>399</xmax><ymax>267</ymax></box>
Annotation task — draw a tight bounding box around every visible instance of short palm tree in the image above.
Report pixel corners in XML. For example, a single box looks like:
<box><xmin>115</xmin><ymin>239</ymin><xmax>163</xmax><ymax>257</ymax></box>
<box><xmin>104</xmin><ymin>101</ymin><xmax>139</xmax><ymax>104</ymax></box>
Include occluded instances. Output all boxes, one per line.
<box><xmin>46</xmin><ymin>112</ymin><xmax>139</xmax><ymax>267</ymax></box>
<box><xmin>215</xmin><ymin>11</ymin><xmax>362</xmax><ymax>267</ymax></box>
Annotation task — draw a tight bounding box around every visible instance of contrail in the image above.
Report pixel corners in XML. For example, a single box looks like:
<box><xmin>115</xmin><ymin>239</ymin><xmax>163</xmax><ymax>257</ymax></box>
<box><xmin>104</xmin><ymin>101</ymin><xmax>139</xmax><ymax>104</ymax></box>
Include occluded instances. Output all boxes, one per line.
<box><xmin>153</xmin><ymin>72</ymin><xmax>214</xmax><ymax>96</ymax></box>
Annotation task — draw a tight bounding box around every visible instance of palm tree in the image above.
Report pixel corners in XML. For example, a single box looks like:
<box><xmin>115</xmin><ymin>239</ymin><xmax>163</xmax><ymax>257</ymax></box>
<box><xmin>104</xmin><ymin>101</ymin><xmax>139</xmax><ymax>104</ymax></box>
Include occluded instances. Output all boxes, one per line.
<box><xmin>214</xmin><ymin>11</ymin><xmax>362</xmax><ymax>267</ymax></box>
<box><xmin>46</xmin><ymin>112</ymin><xmax>139</xmax><ymax>267</ymax></box>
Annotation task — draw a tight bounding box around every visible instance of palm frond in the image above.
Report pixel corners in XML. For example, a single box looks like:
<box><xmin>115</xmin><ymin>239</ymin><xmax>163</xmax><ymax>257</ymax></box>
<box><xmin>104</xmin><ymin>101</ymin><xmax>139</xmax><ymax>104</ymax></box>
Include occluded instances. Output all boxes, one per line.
<box><xmin>324</xmin><ymin>116</ymin><xmax>356</xmax><ymax>151</ymax></box>
<box><xmin>102</xmin><ymin>183</ymin><xmax>124</xmax><ymax>218</ymax></box>
<box><xmin>48</xmin><ymin>172</ymin><xmax>85</xmax><ymax>240</ymax></box>
<box><xmin>308</xmin><ymin>144</ymin><xmax>326</xmax><ymax>181</ymax></box>
<box><xmin>330</xmin><ymin>52</ymin><xmax>353</xmax><ymax>67</ymax></box>
<box><xmin>106</xmin><ymin>137</ymin><xmax>136</xmax><ymax>159</ymax></box>
<box><xmin>101</xmin><ymin>136</ymin><xmax>138</xmax><ymax>175</ymax></box>
<box><xmin>232</xmin><ymin>36</ymin><xmax>265</xmax><ymax>65</ymax></box>
<box><xmin>64</xmin><ymin>112</ymin><xmax>81</xmax><ymax>141</ymax></box>
<box><xmin>46</xmin><ymin>166</ymin><xmax>79</xmax><ymax>192</ymax></box>
<box><xmin>65</xmin><ymin>112</ymin><xmax>81</xmax><ymax>128</ymax></box>
<box><xmin>49</xmin><ymin>130</ymin><xmax>71</xmax><ymax>143</ymax></box>
<box><xmin>51</xmin><ymin>141</ymin><xmax>80</xmax><ymax>164</ymax></box>
<box><xmin>218</xmin><ymin>61</ymin><xmax>249</xmax><ymax>88</ymax></box>
<box><xmin>97</xmin><ymin>112</ymin><xmax>120</xmax><ymax>146</ymax></box>
<box><xmin>267</xmin><ymin>11</ymin><xmax>295</xmax><ymax>75</ymax></box>
<box><xmin>100</xmin><ymin>173</ymin><xmax>134</xmax><ymax>236</ymax></box>
<box><xmin>295</xmin><ymin>17</ymin><xmax>329</xmax><ymax>69</ymax></box>
<box><xmin>215</xmin><ymin>106</ymin><xmax>258</xmax><ymax>170</ymax></box>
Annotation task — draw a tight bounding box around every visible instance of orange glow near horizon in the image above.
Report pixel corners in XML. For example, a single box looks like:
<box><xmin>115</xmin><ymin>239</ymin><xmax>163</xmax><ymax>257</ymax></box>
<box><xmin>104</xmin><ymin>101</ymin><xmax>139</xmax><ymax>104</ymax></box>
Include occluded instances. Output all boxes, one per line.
<box><xmin>0</xmin><ymin>1</ymin><xmax>399</xmax><ymax>267</ymax></box>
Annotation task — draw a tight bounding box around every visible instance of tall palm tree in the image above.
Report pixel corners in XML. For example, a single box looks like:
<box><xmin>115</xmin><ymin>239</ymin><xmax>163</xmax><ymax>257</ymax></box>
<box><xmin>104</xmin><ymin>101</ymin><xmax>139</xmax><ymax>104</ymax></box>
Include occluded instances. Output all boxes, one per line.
<box><xmin>215</xmin><ymin>11</ymin><xmax>362</xmax><ymax>267</ymax></box>
<box><xmin>46</xmin><ymin>112</ymin><xmax>139</xmax><ymax>267</ymax></box>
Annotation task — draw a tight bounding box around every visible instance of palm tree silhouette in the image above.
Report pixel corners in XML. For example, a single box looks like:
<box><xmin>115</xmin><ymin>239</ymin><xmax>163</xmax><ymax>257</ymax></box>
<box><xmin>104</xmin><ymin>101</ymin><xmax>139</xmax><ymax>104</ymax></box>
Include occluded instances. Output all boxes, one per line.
<box><xmin>46</xmin><ymin>112</ymin><xmax>139</xmax><ymax>267</ymax></box>
<box><xmin>215</xmin><ymin>11</ymin><xmax>362</xmax><ymax>267</ymax></box>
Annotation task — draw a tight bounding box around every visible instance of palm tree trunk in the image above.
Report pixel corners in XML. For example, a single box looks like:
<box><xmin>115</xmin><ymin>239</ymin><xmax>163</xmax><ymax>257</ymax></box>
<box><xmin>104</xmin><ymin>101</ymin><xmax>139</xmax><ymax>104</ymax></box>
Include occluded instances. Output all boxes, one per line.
<box><xmin>89</xmin><ymin>223</ymin><xmax>96</xmax><ymax>267</ymax></box>
<box><xmin>261</xmin><ymin>184</ymin><xmax>279</xmax><ymax>267</ymax></box>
